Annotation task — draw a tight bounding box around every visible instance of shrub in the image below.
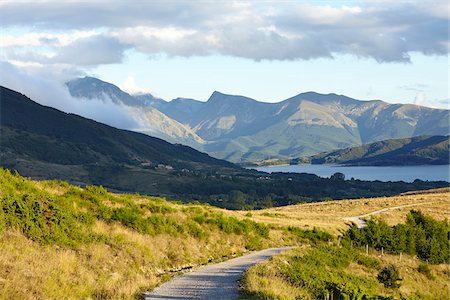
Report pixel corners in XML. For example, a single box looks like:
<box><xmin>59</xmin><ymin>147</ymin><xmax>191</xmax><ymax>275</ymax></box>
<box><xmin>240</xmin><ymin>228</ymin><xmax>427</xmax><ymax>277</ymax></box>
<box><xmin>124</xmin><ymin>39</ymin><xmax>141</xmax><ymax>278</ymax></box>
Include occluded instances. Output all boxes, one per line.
<box><xmin>286</xmin><ymin>226</ymin><xmax>332</xmax><ymax>243</ymax></box>
<box><xmin>417</xmin><ymin>263</ymin><xmax>434</xmax><ymax>280</ymax></box>
<box><xmin>377</xmin><ymin>265</ymin><xmax>401</xmax><ymax>288</ymax></box>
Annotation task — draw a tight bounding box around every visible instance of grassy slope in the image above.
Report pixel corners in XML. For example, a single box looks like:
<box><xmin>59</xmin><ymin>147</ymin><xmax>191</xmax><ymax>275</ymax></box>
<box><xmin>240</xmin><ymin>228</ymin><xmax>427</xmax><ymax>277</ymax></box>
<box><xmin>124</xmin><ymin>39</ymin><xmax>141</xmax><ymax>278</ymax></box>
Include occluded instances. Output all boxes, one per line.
<box><xmin>240</xmin><ymin>246</ymin><xmax>449</xmax><ymax>300</ymax></box>
<box><xmin>0</xmin><ymin>169</ymin><xmax>312</xmax><ymax>299</ymax></box>
<box><xmin>1</xmin><ymin>168</ymin><xmax>448</xmax><ymax>299</ymax></box>
<box><xmin>237</xmin><ymin>190</ymin><xmax>450</xmax><ymax>299</ymax></box>
<box><xmin>227</xmin><ymin>188</ymin><xmax>450</xmax><ymax>234</ymax></box>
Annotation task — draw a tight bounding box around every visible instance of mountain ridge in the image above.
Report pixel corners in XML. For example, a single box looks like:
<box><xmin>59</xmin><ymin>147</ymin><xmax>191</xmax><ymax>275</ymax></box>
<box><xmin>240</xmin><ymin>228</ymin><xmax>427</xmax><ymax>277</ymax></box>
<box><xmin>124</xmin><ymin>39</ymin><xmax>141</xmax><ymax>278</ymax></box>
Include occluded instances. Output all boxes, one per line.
<box><xmin>66</xmin><ymin>77</ymin><xmax>449</xmax><ymax>163</ymax></box>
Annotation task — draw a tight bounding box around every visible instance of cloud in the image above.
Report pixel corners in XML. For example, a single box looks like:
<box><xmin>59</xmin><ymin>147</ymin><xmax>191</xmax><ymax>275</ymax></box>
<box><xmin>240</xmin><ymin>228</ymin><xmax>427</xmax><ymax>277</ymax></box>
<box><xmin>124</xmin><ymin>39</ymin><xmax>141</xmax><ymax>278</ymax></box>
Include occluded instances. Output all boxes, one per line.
<box><xmin>119</xmin><ymin>75</ymin><xmax>154</xmax><ymax>95</ymax></box>
<box><xmin>414</xmin><ymin>91</ymin><xmax>425</xmax><ymax>105</ymax></box>
<box><xmin>0</xmin><ymin>1</ymin><xmax>447</xmax><ymax>63</ymax></box>
<box><xmin>399</xmin><ymin>83</ymin><xmax>430</xmax><ymax>92</ymax></box>
<box><xmin>427</xmin><ymin>98</ymin><xmax>450</xmax><ymax>109</ymax></box>
<box><xmin>0</xmin><ymin>61</ymin><xmax>145</xmax><ymax>130</ymax></box>
<box><xmin>6</xmin><ymin>34</ymin><xmax>130</xmax><ymax>66</ymax></box>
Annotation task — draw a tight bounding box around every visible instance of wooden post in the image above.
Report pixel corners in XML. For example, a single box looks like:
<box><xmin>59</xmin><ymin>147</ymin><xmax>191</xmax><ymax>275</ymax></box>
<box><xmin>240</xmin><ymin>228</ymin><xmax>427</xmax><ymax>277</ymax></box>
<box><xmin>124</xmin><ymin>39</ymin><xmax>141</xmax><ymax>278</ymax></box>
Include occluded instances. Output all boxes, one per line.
<box><xmin>381</xmin><ymin>247</ymin><xmax>384</xmax><ymax>256</ymax></box>
<box><xmin>399</xmin><ymin>252</ymin><xmax>402</xmax><ymax>262</ymax></box>
<box><xmin>366</xmin><ymin>244</ymin><xmax>369</xmax><ymax>255</ymax></box>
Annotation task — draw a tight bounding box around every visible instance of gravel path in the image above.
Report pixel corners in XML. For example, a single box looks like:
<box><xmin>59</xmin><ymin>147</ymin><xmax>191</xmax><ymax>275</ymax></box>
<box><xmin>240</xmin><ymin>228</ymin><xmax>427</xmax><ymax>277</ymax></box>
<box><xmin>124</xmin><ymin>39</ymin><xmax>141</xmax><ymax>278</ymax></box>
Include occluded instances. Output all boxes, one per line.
<box><xmin>343</xmin><ymin>201</ymin><xmax>434</xmax><ymax>228</ymax></box>
<box><xmin>143</xmin><ymin>247</ymin><xmax>291</xmax><ymax>300</ymax></box>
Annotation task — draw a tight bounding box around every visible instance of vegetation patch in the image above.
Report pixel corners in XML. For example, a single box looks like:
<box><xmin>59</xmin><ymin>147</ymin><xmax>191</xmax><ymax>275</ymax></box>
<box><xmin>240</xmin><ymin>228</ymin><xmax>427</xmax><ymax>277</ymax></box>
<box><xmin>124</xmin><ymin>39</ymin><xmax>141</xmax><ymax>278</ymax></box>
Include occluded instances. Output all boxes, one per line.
<box><xmin>343</xmin><ymin>210</ymin><xmax>449</xmax><ymax>264</ymax></box>
<box><xmin>0</xmin><ymin>168</ymin><xmax>310</xmax><ymax>299</ymax></box>
<box><xmin>240</xmin><ymin>211</ymin><xmax>449</xmax><ymax>299</ymax></box>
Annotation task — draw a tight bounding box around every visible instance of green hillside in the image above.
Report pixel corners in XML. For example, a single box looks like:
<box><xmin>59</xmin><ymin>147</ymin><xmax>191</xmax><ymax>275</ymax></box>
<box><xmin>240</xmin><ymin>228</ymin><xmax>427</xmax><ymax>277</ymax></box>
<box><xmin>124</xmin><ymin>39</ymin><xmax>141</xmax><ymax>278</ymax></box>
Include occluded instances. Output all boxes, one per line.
<box><xmin>0</xmin><ymin>168</ymin><xmax>324</xmax><ymax>298</ymax></box>
<box><xmin>305</xmin><ymin>135</ymin><xmax>450</xmax><ymax>166</ymax></box>
<box><xmin>241</xmin><ymin>211</ymin><xmax>450</xmax><ymax>299</ymax></box>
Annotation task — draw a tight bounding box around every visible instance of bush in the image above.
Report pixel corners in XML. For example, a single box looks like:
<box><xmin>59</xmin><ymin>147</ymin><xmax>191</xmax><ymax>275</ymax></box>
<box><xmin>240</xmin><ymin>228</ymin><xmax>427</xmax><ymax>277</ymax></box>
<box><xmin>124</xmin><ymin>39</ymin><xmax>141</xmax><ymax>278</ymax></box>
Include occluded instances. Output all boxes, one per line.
<box><xmin>284</xmin><ymin>246</ymin><xmax>382</xmax><ymax>299</ymax></box>
<box><xmin>343</xmin><ymin>210</ymin><xmax>449</xmax><ymax>264</ymax></box>
<box><xmin>417</xmin><ymin>263</ymin><xmax>434</xmax><ymax>279</ymax></box>
<box><xmin>377</xmin><ymin>265</ymin><xmax>401</xmax><ymax>288</ymax></box>
<box><xmin>286</xmin><ymin>226</ymin><xmax>332</xmax><ymax>243</ymax></box>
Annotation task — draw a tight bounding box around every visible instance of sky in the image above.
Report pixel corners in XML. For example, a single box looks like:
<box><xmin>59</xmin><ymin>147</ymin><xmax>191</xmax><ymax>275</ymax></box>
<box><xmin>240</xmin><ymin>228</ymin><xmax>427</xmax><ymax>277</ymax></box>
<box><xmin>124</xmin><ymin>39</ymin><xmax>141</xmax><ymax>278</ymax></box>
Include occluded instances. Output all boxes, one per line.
<box><xmin>0</xmin><ymin>0</ymin><xmax>449</xmax><ymax>108</ymax></box>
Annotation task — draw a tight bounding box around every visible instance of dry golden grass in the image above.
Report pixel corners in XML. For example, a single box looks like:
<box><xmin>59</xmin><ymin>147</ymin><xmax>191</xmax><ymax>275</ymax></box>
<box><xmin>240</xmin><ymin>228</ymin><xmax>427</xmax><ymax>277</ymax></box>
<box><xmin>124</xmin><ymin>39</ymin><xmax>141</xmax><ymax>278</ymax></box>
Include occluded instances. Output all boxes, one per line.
<box><xmin>240</xmin><ymin>246</ymin><xmax>312</xmax><ymax>300</ymax></box>
<box><xmin>373</xmin><ymin>251</ymin><xmax>450</xmax><ymax>299</ymax></box>
<box><xmin>0</xmin><ymin>219</ymin><xmax>286</xmax><ymax>300</ymax></box>
<box><xmin>241</xmin><ymin>247</ymin><xmax>450</xmax><ymax>300</ymax></box>
<box><xmin>2</xmin><ymin>174</ymin><xmax>448</xmax><ymax>299</ymax></box>
<box><xmin>226</xmin><ymin>189</ymin><xmax>450</xmax><ymax>234</ymax></box>
<box><xmin>0</xmin><ymin>176</ymin><xmax>300</xmax><ymax>299</ymax></box>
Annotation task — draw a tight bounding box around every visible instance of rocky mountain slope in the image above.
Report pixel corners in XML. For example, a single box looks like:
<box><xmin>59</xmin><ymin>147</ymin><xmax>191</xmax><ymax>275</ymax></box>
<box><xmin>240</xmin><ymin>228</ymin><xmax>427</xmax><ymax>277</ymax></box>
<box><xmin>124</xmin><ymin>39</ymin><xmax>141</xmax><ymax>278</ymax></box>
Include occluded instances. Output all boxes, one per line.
<box><xmin>67</xmin><ymin>77</ymin><xmax>450</xmax><ymax>163</ymax></box>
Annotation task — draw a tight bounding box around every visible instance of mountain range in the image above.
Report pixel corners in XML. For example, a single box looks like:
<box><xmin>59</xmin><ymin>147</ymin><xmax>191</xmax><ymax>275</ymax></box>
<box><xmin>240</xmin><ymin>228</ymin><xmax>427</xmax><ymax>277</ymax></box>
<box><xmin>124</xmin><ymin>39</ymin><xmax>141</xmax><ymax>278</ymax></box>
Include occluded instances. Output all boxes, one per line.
<box><xmin>67</xmin><ymin>77</ymin><xmax>449</xmax><ymax>163</ymax></box>
<box><xmin>2</xmin><ymin>85</ymin><xmax>446</xmax><ymax>209</ymax></box>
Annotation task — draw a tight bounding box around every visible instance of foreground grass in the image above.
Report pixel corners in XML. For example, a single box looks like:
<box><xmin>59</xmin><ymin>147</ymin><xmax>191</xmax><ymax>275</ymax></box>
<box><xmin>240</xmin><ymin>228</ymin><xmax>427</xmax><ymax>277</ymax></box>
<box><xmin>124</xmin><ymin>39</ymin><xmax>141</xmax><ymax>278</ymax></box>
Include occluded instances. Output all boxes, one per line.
<box><xmin>228</xmin><ymin>188</ymin><xmax>450</xmax><ymax>234</ymax></box>
<box><xmin>0</xmin><ymin>169</ymin><xmax>323</xmax><ymax>299</ymax></box>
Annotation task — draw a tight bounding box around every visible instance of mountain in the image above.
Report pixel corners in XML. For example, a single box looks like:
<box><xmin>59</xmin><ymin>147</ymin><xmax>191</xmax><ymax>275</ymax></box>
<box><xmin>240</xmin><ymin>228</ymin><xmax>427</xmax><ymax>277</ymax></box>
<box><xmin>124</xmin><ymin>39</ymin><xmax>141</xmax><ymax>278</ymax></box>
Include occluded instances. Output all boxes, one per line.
<box><xmin>67</xmin><ymin>76</ymin><xmax>145</xmax><ymax>106</ymax></box>
<box><xmin>0</xmin><ymin>86</ymin><xmax>230</xmax><ymax>169</ymax></box>
<box><xmin>66</xmin><ymin>77</ymin><xmax>449</xmax><ymax>163</ymax></box>
<box><xmin>300</xmin><ymin>135</ymin><xmax>450</xmax><ymax>166</ymax></box>
<box><xmin>2</xmin><ymin>86</ymin><xmax>446</xmax><ymax>209</ymax></box>
<box><xmin>156</xmin><ymin>91</ymin><xmax>449</xmax><ymax>162</ymax></box>
<box><xmin>66</xmin><ymin>77</ymin><xmax>204</xmax><ymax>148</ymax></box>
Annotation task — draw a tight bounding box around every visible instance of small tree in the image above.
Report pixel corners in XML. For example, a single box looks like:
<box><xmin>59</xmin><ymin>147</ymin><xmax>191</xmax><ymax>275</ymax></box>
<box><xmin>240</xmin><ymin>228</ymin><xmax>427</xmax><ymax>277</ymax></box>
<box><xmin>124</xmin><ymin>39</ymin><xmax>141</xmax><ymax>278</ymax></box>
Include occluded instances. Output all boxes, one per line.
<box><xmin>330</xmin><ymin>172</ymin><xmax>345</xmax><ymax>181</ymax></box>
<box><xmin>377</xmin><ymin>265</ymin><xmax>402</xmax><ymax>288</ymax></box>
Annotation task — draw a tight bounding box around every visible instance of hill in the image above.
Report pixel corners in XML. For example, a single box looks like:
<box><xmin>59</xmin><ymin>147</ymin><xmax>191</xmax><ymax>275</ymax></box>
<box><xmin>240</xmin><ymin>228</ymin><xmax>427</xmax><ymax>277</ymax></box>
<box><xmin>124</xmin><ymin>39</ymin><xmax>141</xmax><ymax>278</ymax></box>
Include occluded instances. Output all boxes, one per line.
<box><xmin>1</xmin><ymin>86</ymin><xmax>448</xmax><ymax>209</ymax></box>
<box><xmin>1</xmin><ymin>170</ymin><xmax>448</xmax><ymax>299</ymax></box>
<box><xmin>0</xmin><ymin>168</ymin><xmax>309</xmax><ymax>299</ymax></box>
<box><xmin>298</xmin><ymin>135</ymin><xmax>450</xmax><ymax>166</ymax></box>
<box><xmin>67</xmin><ymin>77</ymin><xmax>450</xmax><ymax>163</ymax></box>
<box><xmin>228</xmin><ymin>188</ymin><xmax>450</xmax><ymax>234</ymax></box>
<box><xmin>244</xmin><ymin>135</ymin><xmax>450</xmax><ymax>167</ymax></box>
<box><xmin>236</xmin><ymin>191</ymin><xmax>450</xmax><ymax>299</ymax></box>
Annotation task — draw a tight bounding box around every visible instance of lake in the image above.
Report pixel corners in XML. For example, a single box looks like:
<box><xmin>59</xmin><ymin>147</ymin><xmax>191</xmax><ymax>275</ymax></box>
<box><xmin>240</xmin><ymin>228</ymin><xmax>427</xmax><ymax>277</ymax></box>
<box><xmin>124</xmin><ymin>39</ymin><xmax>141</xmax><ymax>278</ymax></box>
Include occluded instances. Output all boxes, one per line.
<box><xmin>252</xmin><ymin>164</ymin><xmax>450</xmax><ymax>183</ymax></box>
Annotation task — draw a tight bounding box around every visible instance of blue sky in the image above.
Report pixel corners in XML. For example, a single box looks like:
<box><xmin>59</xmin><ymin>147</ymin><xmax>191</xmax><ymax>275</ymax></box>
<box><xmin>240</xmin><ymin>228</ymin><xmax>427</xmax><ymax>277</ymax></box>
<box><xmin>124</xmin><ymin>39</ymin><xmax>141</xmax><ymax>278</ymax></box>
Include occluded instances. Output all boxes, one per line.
<box><xmin>0</xmin><ymin>0</ymin><xmax>448</xmax><ymax>108</ymax></box>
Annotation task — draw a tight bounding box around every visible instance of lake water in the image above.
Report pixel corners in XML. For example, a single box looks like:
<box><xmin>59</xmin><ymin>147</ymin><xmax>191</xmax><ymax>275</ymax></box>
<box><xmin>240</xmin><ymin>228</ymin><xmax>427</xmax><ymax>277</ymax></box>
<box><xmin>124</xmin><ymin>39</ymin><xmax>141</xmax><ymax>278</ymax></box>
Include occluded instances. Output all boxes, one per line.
<box><xmin>252</xmin><ymin>164</ymin><xmax>450</xmax><ymax>183</ymax></box>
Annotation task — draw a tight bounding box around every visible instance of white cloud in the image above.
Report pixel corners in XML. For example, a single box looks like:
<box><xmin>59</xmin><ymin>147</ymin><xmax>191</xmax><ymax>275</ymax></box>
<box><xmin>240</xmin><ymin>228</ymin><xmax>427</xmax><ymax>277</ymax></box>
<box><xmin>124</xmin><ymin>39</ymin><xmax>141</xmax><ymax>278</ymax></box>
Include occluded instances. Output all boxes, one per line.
<box><xmin>0</xmin><ymin>1</ymin><xmax>447</xmax><ymax>64</ymax></box>
<box><xmin>414</xmin><ymin>91</ymin><xmax>425</xmax><ymax>105</ymax></box>
<box><xmin>0</xmin><ymin>31</ymin><xmax>98</xmax><ymax>48</ymax></box>
<box><xmin>120</xmin><ymin>75</ymin><xmax>153</xmax><ymax>95</ymax></box>
<box><xmin>0</xmin><ymin>61</ymin><xmax>146</xmax><ymax>130</ymax></box>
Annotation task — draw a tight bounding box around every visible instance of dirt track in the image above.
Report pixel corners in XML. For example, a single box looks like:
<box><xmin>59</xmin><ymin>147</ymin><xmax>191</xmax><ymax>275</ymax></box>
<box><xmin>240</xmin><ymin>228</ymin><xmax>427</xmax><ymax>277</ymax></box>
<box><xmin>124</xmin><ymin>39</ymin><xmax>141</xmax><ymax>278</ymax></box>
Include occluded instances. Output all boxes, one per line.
<box><xmin>343</xmin><ymin>201</ymin><xmax>435</xmax><ymax>228</ymax></box>
<box><xmin>143</xmin><ymin>247</ymin><xmax>291</xmax><ymax>300</ymax></box>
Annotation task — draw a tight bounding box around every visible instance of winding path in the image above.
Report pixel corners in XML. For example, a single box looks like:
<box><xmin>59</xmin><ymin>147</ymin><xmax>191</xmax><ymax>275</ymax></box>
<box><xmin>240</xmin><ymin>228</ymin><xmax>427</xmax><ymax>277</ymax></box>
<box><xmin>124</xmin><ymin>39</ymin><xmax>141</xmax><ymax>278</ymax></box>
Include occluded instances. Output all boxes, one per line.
<box><xmin>143</xmin><ymin>247</ymin><xmax>291</xmax><ymax>300</ymax></box>
<box><xmin>343</xmin><ymin>201</ymin><xmax>435</xmax><ymax>228</ymax></box>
